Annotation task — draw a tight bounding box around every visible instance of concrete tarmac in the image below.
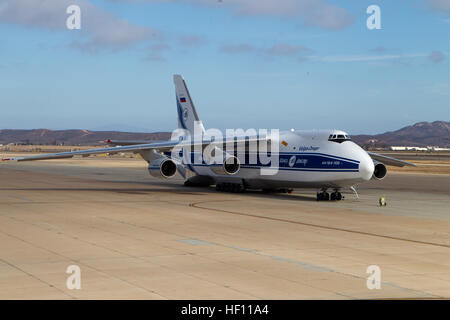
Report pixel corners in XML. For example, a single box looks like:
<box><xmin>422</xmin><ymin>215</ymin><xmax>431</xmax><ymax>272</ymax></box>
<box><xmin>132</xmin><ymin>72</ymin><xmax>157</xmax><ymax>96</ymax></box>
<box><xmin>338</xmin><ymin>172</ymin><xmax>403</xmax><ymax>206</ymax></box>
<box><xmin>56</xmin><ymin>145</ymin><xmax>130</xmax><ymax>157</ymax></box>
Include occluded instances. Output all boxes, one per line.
<box><xmin>0</xmin><ymin>157</ymin><xmax>449</xmax><ymax>299</ymax></box>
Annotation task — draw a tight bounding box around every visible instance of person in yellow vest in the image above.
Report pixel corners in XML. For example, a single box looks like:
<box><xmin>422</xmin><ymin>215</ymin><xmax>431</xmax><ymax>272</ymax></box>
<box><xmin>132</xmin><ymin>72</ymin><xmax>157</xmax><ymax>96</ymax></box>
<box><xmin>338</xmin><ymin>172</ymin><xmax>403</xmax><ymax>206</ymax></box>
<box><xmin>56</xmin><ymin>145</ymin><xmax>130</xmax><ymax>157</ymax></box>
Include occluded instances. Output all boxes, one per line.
<box><xmin>379</xmin><ymin>195</ymin><xmax>387</xmax><ymax>206</ymax></box>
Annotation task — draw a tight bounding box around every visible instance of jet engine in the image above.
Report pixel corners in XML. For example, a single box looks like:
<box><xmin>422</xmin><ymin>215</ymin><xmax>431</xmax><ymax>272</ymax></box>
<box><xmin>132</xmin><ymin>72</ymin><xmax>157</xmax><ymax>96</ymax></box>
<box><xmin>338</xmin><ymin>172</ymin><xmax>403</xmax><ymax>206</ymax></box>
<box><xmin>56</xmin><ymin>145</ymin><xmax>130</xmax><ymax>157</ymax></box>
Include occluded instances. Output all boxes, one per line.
<box><xmin>148</xmin><ymin>158</ymin><xmax>178</xmax><ymax>179</ymax></box>
<box><xmin>372</xmin><ymin>161</ymin><xmax>387</xmax><ymax>180</ymax></box>
<box><xmin>210</xmin><ymin>155</ymin><xmax>240</xmax><ymax>175</ymax></box>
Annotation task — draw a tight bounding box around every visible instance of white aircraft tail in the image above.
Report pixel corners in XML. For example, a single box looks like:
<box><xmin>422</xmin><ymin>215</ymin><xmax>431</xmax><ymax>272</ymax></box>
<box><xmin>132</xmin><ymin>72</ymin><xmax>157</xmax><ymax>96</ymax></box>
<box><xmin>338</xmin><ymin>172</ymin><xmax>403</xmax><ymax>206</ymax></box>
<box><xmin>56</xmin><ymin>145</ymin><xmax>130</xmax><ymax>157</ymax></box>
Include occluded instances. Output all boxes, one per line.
<box><xmin>173</xmin><ymin>74</ymin><xmax>205</xmax><ymax>136</ymax></box>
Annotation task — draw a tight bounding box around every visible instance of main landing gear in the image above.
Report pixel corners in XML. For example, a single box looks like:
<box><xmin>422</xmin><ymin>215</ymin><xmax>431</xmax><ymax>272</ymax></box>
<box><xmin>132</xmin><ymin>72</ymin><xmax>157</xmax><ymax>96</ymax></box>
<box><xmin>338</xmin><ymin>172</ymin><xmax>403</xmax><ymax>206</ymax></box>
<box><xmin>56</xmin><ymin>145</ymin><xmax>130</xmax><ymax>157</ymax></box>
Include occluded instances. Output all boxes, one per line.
<box><xmin>216</xmin><ymin>182</ymin><xmax>245</xmax><ymax>193</ymax></box>
<box><xmin>262</xmin><ymin>188</ymin><xmax>294</xmax><ymax>194</ymax></box>
<box><xmin>316</xmin><ymin>189</ymin><xmax>343</xmax><ymax>201</ymax></box>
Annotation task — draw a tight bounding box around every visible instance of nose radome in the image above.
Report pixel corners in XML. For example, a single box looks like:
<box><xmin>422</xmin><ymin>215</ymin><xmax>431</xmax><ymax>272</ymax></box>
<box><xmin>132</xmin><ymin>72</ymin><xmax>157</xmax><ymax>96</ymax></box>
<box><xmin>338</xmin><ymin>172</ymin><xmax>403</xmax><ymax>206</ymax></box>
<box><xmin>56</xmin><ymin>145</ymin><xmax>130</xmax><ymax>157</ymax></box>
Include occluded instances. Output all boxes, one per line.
<box><xmin>359</xmin><ymin>153</ymin><xmax>375</xmax><ymax>181</ymax></box>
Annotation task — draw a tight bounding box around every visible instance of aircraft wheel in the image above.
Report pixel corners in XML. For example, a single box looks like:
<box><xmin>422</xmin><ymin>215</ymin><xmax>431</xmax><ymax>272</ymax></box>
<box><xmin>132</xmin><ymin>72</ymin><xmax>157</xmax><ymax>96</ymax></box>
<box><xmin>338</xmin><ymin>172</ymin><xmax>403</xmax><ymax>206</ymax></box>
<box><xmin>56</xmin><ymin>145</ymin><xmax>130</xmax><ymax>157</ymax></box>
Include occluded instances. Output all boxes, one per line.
<box><xmin>330</xmin><ymin>193</ymin><xmax>336</xmax><ymax>201</ymax></box>
<box><xmin>317</xmin><ymin>192</ymin><xmax>329</xmax><ymax>201</ymax></box>
<box><xmin>336</xmin><ymin>192</ymin><xmax>343</xmax><ymax>201</ymax></box>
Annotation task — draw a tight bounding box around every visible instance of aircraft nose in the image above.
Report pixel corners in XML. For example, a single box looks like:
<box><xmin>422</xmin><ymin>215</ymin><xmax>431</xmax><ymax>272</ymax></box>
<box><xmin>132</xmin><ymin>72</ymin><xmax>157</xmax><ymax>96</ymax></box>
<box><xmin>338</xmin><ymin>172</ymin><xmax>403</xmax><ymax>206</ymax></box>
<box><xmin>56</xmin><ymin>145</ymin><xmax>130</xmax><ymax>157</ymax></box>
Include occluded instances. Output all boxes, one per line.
<box><xmin>359</xmin><ymin>153</ymin><xmax>374</xmax><ymax>181</ymax></box>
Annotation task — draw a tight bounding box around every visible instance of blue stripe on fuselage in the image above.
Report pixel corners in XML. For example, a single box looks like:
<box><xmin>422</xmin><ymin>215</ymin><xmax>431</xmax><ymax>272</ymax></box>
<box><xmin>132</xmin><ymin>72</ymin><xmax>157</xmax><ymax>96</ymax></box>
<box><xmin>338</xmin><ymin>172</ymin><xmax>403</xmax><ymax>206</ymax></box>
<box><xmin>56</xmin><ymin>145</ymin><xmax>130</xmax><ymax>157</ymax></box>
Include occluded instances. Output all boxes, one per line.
<box><xmin>163</xmin><ymin>151</ymin><xmax>360</xmax><ymax>172</ymax></box>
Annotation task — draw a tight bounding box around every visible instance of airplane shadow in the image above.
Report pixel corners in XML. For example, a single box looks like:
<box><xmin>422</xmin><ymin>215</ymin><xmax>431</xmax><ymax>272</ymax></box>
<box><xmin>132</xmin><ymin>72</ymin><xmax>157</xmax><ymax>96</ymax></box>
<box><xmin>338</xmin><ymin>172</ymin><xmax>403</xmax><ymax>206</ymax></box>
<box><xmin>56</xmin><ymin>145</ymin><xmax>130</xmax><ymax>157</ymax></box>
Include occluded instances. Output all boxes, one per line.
<box><xmin>1</xmin><ymin>182</ymin><xmax>317</xmax><ymax>201</ymax></box>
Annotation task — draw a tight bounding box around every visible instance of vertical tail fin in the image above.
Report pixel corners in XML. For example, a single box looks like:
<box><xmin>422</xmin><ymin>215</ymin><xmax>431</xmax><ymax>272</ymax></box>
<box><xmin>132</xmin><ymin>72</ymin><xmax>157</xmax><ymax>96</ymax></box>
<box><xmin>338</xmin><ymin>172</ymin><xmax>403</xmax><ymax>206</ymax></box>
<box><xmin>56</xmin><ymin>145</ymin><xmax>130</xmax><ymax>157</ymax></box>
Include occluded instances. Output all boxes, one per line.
<box><xmin>174</xmin><ymin>74</ymin><xmax>205</xmax><ymax>136</ymax></box>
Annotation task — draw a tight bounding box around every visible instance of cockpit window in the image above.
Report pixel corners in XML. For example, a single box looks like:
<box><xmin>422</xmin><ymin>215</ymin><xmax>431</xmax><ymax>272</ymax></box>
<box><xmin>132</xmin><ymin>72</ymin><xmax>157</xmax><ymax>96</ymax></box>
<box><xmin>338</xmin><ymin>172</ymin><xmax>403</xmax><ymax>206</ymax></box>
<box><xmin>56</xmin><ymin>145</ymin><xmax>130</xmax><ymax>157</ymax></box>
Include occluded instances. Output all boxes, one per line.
<box><xmin>329</xmin><ymin>133</ymin><xmax>351</xmax><ymax>143</ymax></box>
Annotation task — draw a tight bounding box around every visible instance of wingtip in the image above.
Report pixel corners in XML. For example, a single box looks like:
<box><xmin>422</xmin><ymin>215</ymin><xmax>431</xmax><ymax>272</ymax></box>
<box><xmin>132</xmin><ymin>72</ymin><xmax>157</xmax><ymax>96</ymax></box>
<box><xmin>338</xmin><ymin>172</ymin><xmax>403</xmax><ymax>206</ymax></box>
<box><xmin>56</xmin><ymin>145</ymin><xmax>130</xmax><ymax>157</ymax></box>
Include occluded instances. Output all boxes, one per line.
<box><xmin>403</xmin><ymin>161</ymin><xmax>417</xmax><ymax>167</ymax></box>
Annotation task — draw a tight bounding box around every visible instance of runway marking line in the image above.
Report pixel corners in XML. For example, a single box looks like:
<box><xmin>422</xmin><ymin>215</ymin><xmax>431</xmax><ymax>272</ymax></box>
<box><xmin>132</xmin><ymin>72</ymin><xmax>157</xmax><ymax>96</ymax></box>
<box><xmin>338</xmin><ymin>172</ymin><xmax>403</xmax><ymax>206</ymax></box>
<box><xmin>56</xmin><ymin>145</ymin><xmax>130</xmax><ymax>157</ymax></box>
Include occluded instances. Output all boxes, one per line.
<box><xmin>189</xmin><ymin>200</ymin><xmax>450</xmax><ymax>249</ymax></box>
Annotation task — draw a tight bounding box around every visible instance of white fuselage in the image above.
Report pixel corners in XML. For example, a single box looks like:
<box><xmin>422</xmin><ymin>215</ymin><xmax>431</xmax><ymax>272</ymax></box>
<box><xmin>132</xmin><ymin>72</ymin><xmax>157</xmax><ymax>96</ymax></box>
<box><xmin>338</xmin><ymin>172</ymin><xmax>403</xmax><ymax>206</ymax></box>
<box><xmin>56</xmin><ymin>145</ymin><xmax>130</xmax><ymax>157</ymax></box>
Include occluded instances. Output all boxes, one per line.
<box><xmin>182</xmin><ymin>130</ymin><xmax>374</xmax><ymax>190</ymax></box>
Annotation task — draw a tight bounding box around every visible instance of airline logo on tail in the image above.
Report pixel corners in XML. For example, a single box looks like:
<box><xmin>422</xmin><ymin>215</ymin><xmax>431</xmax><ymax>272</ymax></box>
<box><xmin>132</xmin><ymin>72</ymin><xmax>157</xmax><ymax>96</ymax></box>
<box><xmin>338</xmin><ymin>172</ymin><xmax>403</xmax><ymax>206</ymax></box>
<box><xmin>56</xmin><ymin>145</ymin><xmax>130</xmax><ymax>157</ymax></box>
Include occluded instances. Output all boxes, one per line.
<box><xmin>174</xmin><ymin>74</ymin><xmax>206</xmax><ymax>135</ymax></box>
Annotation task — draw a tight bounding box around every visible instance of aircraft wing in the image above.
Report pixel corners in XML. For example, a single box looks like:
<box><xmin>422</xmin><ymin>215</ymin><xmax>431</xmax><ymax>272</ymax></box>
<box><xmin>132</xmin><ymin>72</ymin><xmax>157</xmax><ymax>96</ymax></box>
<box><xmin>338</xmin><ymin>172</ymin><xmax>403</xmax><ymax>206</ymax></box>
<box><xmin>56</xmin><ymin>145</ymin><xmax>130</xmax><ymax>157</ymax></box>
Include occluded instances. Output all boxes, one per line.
<box><xmin>368</xmin><ymin>152</ymin><xmax>416</xmax><ymax>167</ymax></box>
<box><xmin>105</xmin><ymin>139</ymin><xmax>164</xmax><ymax>146</ymax></box>
<box><xmin>2</xmin><ymin>136</ymin><xmax>270</xmax><ymax>162</ymax></box>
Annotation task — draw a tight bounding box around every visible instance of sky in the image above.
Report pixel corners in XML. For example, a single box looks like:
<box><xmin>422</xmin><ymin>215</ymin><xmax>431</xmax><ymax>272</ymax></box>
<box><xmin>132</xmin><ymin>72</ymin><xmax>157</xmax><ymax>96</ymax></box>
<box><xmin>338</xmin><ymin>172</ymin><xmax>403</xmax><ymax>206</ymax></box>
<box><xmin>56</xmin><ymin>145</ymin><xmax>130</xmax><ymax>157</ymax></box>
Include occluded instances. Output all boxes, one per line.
<box><xmin>0</xmin><ymin>0</ymin><xmax>449</xmax><ymax>135</ymax></box>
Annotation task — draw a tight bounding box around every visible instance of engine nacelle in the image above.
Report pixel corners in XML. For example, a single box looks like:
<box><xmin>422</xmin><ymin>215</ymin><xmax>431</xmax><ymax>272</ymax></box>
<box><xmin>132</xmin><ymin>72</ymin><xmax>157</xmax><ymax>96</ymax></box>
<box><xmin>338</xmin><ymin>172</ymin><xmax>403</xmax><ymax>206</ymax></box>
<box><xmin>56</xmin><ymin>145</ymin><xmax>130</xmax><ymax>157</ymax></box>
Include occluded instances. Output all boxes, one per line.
<box><xmin>210</xmin><ymin>155</ymin><xmax>240</xmax><ymax>175</ymax></box>
<box><xmin>372</xmin><ymin>161</ymin><xmax>387</xmax><ymax>180</ymax></box>
<box><xmin>148</xmin><ymin>158</ymin><xmax>177</xmax><ymax>179</ymax></box>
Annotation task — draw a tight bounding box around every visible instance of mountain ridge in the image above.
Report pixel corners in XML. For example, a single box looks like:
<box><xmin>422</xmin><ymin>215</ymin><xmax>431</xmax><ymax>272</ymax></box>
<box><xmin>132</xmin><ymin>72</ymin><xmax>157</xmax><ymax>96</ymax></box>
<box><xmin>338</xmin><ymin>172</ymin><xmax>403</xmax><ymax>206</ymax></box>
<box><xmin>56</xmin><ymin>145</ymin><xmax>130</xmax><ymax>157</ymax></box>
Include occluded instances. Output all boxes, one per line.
<box><xmin>351</xmin><ymin>121</ymin><xmax>449</xmax><ymax>148</ymax></box>
<box><xmin>0</xmin><ymin>121</ymin><xmax>449</xmax><ymax>148</ymax></box>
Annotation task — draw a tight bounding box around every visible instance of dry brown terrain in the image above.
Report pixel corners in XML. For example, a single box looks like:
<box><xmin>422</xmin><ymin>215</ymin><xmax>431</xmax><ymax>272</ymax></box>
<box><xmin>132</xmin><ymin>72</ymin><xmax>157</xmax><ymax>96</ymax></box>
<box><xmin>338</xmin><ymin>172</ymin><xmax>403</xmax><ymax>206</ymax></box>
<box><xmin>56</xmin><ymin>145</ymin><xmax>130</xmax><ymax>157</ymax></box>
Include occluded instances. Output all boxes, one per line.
<box><xmin>387</xmin><ymin>160</ymin><xmax>450</xmax><ymax>174</ymax></box>
<box><xmin>3</xmin><ymin>146</ymin><xmax>450</xmax><ymax>174</ymax></box>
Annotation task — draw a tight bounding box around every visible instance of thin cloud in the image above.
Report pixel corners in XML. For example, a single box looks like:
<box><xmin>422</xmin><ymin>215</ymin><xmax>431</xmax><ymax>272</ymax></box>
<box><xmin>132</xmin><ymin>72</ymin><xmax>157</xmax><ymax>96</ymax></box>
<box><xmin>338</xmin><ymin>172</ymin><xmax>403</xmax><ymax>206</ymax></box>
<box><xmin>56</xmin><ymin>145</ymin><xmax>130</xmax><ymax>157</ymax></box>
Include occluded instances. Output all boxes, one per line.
<box><xmin>219</xmin><ymin>43</ymin><xmax>256</xmax><ymax>54</ymax></box>
<box><xmin>0</xmin><ymin>0</ymin><xmax>159</xmax><ymax>52</ymax></box>
<box><xmin>220</xmin><ymin>42</ymin><xmax>311</xmax><ymax>61</ymax></box>
<box><xmin>308</xmin><ymin>53</ymin><xmax>427</xmax><ymax>63</ymax></box>
<box><xmin>109</xmin><ymin>0</ymin><xmax>354</xmax><ymax>30</ymax></box>
<box><xmin>265</xmin><ymin>44</ymin><xmax>311</xmax><ymax>57</ymax></box>
<box><xmin>427</xmin><ymin>0</ymin><xmax>450</xmax><ymax>13</ymax></box>
<box><xmin>429</xmin><ymin>50</ymin><xmax>445</xmax><ymax>64</ymax></box>
<box><xmin>370</xmin><ymin>46</ymin><xmax>388</xmax><ymax>53</ymax></box>
<box><xmin>429</xmin><ymin>82</ymin><xmax>450</xmax><ymax>95</ymax></box>
<box><xmin>178</xmin><ymin>35</ymin><xmax>207</xmax><ymax>47</ymax></box>
<box><xmin>145</xmin><ymin>43</ymin><xmax>170</xmax><ymax>61</ymax></box>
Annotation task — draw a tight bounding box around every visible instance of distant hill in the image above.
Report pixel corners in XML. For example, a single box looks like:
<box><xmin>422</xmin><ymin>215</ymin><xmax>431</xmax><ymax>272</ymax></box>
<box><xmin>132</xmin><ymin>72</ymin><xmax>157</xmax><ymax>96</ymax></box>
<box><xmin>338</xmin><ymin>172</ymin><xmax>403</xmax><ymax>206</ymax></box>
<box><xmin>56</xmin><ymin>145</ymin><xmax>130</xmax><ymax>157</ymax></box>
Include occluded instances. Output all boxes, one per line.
<box><xmin>1</xmin><ymin>121</ymin><xmax>449</xmax><ymax>147</ymax></box>
<box><xmin>0</xmin><ymin>129</ymin><xmax>170</xmax><ymax>146</ymax></box>
<box><xmin>352</xmin><ymin>121</ymin><xmax>450</xmax><ymax>148</ymax></box>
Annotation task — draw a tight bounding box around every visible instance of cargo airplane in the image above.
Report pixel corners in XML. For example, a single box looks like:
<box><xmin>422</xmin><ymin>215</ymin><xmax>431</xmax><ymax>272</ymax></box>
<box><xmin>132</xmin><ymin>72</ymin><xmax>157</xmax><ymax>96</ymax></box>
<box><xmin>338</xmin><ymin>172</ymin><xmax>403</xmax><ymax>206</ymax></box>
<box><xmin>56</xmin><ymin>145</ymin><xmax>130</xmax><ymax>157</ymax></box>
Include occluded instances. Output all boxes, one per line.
<box><xmin>2</xmin><ymin>75</ymin><xmax>415</xmax><ymax>201</ymax></box>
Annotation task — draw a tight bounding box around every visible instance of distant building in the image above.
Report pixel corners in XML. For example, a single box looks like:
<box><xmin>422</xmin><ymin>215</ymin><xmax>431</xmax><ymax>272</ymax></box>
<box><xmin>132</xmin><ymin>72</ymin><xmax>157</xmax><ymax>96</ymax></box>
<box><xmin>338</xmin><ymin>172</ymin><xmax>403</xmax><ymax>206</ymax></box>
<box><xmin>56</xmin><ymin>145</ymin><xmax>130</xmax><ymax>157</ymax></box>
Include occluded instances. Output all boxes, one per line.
<box><xmin>427</xmin><ymin>146</ymin><xmax>450</xmax><ymax>151</ymax></box>
<box><xmin>390</xmin><ymin>146</ymin><xmax>449</xmax><ymax>151</ymax></box>
<box><xmin>390</xmin><ymin>146</ymin><xmax>407</xmax><ymax>151</ymax></box>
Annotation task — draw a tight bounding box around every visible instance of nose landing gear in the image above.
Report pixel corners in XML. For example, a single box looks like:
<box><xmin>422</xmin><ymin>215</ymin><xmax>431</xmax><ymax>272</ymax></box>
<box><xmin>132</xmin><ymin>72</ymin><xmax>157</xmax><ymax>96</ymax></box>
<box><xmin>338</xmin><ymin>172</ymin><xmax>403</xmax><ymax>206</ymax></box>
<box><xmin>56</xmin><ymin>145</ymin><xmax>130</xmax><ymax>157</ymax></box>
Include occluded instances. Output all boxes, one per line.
<box><xmin>330</xmin><ymin>191</ymin><xmax>343</xmax><ymax>201</ymax></box>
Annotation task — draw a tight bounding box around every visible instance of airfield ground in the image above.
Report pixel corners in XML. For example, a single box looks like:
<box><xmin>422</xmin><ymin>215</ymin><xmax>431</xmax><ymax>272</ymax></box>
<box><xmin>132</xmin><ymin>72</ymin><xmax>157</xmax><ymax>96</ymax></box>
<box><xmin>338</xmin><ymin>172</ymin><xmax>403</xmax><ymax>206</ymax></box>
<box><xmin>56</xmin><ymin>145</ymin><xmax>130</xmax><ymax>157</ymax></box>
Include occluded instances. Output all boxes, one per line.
<box><xmin>0</xmin><ymin>151</ymin><xmax>449</xmax><ymax>299</ymax></box>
